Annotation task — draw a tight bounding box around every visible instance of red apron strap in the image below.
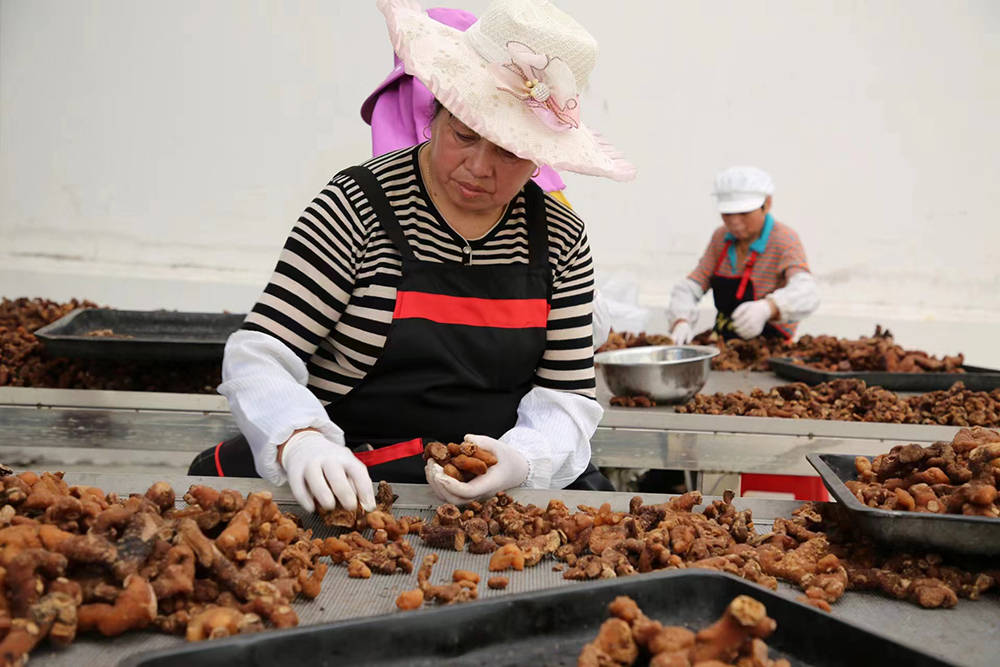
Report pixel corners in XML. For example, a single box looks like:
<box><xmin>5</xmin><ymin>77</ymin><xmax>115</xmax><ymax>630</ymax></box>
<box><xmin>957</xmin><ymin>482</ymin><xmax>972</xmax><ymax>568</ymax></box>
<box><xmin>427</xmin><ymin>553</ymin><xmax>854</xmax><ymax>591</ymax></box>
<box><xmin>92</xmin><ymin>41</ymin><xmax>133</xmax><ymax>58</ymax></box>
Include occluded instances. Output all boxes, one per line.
<box><xmin>214</xmin><ymin>441</ymin><xmax>225</xmax><ymax>477</ymax></box>
<box><xmin>713</xmin><ymin>241</ymin><xmax>732</xmax><ymax>275</ymax></box>
<box><xmin>353</xmin><ymin>438</ymin><xmax>424</xmax><ymax>467</ymax></box>
<box><xmin>735</xmin><ymin>251</ymin><xmax>759</xmax><ymax>300</ymax></box>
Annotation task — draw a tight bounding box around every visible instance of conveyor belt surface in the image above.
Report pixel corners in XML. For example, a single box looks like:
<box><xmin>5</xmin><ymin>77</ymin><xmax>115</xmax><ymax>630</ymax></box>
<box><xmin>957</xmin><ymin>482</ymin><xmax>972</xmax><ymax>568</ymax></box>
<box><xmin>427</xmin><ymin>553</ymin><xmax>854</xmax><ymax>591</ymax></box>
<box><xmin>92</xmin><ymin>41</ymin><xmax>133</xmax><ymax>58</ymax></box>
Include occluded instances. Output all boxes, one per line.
<box><xmin>24</xmin><ymin>477</ymin><xmax>1000</xmax><ymax>667</ymax></box>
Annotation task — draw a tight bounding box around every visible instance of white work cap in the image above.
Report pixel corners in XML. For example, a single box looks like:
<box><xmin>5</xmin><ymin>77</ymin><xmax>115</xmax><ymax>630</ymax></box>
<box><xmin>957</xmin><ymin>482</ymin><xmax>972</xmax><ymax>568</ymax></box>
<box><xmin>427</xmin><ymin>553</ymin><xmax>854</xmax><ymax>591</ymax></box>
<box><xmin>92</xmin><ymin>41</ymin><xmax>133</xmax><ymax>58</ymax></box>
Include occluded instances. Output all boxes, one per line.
<box><xmin>712</xmin><ymin>166</ymin><xmax>774</xmax><ymax>214</ymax></box>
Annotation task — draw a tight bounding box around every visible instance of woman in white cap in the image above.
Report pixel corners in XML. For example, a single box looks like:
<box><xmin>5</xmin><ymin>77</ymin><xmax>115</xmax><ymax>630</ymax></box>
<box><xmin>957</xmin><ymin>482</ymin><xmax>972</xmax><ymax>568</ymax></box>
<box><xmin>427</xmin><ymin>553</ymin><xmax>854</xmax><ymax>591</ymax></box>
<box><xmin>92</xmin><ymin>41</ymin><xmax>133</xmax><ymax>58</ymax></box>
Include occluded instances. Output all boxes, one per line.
<box><xmin>667</xmin><ymin>166</ymin><xmax>819</xmax><ymax>343</ymax></box>
<box><xmin>187</xmin><ymin>0</ymin><xmax>635</xmax><ymax>513</ymax></box>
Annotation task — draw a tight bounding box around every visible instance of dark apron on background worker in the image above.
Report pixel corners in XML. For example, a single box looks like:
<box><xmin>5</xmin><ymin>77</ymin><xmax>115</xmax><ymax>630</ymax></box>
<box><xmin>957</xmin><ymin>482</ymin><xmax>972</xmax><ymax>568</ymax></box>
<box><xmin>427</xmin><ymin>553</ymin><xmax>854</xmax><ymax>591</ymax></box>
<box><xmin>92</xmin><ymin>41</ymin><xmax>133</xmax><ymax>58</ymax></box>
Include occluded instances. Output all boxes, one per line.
<box><xmin>710</xmin><ymin>241</ymin><xmax>789</xmax><ymax>341</ymax></box>
<box><xmin>189</xmin><ymin>165</ymin><xmax>612</xmax><ymax>490</ymax></box>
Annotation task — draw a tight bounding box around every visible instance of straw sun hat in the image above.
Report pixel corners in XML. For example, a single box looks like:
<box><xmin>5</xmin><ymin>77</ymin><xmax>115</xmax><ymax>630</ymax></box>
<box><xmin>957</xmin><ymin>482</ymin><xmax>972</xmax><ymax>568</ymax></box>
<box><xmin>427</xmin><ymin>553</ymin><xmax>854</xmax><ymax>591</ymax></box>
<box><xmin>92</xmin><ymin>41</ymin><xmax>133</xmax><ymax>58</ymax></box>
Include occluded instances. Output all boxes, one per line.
<box><xmin>375</xmin><ymin>0</ymin><xmax>636</xmax><ymax>181</ymax></box>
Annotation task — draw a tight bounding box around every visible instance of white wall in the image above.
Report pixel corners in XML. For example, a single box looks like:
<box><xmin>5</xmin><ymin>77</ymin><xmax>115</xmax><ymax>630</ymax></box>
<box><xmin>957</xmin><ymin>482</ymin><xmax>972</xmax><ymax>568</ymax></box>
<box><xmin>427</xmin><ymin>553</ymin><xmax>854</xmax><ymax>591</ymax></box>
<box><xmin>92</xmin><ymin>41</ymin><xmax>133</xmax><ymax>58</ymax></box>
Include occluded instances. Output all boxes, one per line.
<box><xmin>3</xmin><ymin>1</ymin><xmax>999</xmax><ymax>361</ymax></box>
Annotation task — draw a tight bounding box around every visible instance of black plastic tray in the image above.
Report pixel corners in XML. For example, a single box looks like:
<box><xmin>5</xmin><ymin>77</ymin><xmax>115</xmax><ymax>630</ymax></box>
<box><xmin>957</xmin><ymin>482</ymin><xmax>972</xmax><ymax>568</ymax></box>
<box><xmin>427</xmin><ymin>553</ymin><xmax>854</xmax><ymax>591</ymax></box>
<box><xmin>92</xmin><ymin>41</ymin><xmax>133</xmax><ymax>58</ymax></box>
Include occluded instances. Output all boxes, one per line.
<box><xmin>33</xmin><ymin>308</ymin><xmax>245</xmax><ymax>362</ymax></box>
<box><xmin>118</xmin><ymin>570</ymin><xmax>951</xmax><ymax>667</ymax></box>
<box><xmin>768</xmin><ymin>357</ymin><xmax>1000</xmax><ymax>391</ymax></box>
<box><xmin>808</xmin><ymin>453</ymin><xmax>1000</xmax><ymax>556</ymax></box>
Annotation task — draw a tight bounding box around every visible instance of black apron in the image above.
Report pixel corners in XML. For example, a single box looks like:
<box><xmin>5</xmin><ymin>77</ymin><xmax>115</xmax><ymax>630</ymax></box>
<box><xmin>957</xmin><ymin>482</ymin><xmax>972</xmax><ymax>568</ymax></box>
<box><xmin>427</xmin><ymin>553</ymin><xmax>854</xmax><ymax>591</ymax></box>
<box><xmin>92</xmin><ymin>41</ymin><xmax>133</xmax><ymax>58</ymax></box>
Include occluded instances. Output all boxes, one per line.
<box><xmin>189</xmin><ymin>165</ymin><xmax>612</xmax><ymax>491</ymax></box>
<box><xmin>710</xmin><ymin>241</ymin><xmax>788</xmax><ymax>341</ymax></box>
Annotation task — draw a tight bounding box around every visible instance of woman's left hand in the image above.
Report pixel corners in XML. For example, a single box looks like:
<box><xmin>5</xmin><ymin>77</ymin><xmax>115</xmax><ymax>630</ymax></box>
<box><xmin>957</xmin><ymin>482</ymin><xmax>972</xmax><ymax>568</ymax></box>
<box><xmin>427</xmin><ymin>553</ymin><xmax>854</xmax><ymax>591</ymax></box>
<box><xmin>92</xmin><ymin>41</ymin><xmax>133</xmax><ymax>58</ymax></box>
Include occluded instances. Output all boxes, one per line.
<box><xmin>425</xmin><ymin>434</ymin><xmax>530</xmax><ymax>504</ymax></box>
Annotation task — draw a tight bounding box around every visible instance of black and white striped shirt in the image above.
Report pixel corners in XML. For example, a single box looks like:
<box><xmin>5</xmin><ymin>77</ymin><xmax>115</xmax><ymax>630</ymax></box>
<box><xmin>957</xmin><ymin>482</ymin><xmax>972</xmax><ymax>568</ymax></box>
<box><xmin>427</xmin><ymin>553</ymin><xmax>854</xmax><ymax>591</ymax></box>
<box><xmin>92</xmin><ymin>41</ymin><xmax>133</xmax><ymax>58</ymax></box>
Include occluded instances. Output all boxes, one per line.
<box><xmin>242</xmin><ymin>145</ymin><xmax>596</xmax><ymax>404</ymax></box>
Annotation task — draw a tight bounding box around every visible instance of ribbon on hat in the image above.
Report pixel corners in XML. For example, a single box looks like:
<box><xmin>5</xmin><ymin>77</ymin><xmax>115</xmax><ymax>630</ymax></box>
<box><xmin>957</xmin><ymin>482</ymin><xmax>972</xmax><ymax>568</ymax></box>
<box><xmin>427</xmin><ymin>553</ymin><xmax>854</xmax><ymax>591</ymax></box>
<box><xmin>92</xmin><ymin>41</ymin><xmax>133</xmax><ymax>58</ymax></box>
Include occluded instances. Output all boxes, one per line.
<box><xmin>487</xmin><ymin>41</ymin><xmax>580</xmax><ymax>132</ymax></box>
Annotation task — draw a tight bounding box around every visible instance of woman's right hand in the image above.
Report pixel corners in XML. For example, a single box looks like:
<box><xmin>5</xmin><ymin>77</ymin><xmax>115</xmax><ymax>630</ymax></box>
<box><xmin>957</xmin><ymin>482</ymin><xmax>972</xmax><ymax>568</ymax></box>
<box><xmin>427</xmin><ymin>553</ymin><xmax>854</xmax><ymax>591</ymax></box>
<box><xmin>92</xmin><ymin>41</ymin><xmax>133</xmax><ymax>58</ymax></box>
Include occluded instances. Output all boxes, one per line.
<box><xmin>279</xmin><ymin>430</ymin><xmax>376</xmax><ymax>513</ymax></box>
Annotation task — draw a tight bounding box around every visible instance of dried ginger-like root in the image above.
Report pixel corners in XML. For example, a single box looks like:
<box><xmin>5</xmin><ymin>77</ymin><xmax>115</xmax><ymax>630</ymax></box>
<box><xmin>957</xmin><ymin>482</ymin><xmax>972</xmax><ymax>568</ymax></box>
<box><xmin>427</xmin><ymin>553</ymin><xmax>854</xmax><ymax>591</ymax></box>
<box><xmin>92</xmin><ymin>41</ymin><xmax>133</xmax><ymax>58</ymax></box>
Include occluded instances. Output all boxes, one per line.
<box><xmin>416</xmin><ymin>554</ymin><xmax>476</xmax><ymax>605</ymax></box>
<box><xmin>691</xmin><ymin>595</ymin><xmax>776</xmax><ymax>663</ymax></box>
<box><xmin>395</xmin><ymin>589</ymin><xmax>424</xmax><ymax>611</ymax></box>
<box><xmin>756</xmin><ymin>538</ymin><xmax>846</xmax><ymax>604</ymax></box>
<box><xmin>77</xmin><ymin>575</ymin><xmax>157</xmax><ymax>637</ymax></box>
<box><xmin>6</xmin><ymin>548</ymin><xmax>67</xmax><ymax>616</ymax></box>
<box><xmin>151</xmin><ymin>544</ymin><xmax>196</xmax><ymax>599</ymax></box>
<box><xmin>489</xmin><ymin>543</ymin><xmax>525</xmax><ymax>572</ymax></box>
<box><xmin>486</xmin><ymin>576</ymin><xmax>508</xmax><ymax>590</ymax></box>
<box><xmin>185</xmin><ymin>606</ymin><xmax>263</xmax><ymax>641</ymax></box>
<box><xmin>298</xmin><ymin>562</ymin><xmax>328</xmax><ymax>598</ymax></box>
<box><xmin>112</xmin><ymin>507</ymin><xmax>163</xmax><ymax>581</ymax></box>
<box><xmin>36</xmin><ymin>591</ymin><xmax>78</xmax><ymax>648</ymax></box>
<box><xmin>215</xmin><ymin>491</ymin><xmax>275</xmax><ymax>557</ymax></box>
<box><xmin>0</xmin><ymin>591</ymin><xmax>78</xmax><ymax>665</ymax></box>
<box><xmin>317</xmin><ymin>480</ymin><xmax>394</xmax><ymax>529</ymax></box>
<box><xmin>321</xmin><ymin>531</ymin><xmax>414</xmax><ymax>576</ymax></box>
<box><xmin>239</xmin><ymin>584</ymin><xmax>298</xmax><ymax>629</ymax></box>
<box><xmin>0</xmin><ymin>472</ymin><xmax>330</xmax><ymax>661</ymax></box>
<box><xmin>579</xmin><ymin>595</ymin><xmax>789</xmax><ymax>667</ymax></box>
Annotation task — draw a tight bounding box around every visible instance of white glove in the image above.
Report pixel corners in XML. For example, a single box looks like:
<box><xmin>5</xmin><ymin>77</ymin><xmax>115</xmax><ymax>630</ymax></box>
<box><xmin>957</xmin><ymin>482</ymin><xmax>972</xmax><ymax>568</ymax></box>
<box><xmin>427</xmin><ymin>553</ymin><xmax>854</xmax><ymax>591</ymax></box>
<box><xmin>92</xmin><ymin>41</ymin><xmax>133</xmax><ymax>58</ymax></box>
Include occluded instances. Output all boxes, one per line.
<box><xmin>731</xmin><ymin>299</ymin><xmax>774</xmax><ymax>339</ymax></box>
<box><xmin>424</xmin><ymin>433</ymin><xmax>529</xmax><ymax>504</ymax></box>
<box><xmin>279</xmin><ymin>430</ymin><xmax>376</xmax><ymax>513</ymax></box>
<box><xmin>670</xmin><ymin>321</ymin><xmax>693</xmax><ymax>345</ymax></box>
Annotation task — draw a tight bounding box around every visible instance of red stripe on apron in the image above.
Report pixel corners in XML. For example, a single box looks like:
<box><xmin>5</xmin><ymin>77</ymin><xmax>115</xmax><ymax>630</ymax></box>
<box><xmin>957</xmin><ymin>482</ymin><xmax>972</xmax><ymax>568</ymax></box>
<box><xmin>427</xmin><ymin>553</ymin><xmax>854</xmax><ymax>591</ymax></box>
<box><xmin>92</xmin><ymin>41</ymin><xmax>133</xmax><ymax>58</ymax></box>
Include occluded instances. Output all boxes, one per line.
<box><xmin>353</xmin><ymin>438</ymin><xmax>424</xmax><ymax>467</ymax></box>
<box><xmin>214</xmin><ymin>441</ymin><xmax>225</xmax><ymax>477</ymax></box>
<box><xmin>393</xmin><ymin>291</ymin><xmax>549</xmax><ymax>328</ymax></box>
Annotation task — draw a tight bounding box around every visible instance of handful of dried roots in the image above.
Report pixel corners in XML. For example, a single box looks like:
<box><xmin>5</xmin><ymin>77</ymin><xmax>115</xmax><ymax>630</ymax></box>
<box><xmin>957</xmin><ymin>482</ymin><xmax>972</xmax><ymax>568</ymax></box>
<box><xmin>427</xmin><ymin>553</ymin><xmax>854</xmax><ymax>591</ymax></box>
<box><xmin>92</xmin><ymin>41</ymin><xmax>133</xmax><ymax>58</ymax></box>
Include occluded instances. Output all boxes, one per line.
<box><xmin>0</xmin><ymin>469</ymin><xmax>328</xmax><ymax>664</ymax></box>
<box><xmin>422</xmin><ymin>441</ymin><xmax>498</xmax><ymax>482</ymax></box>
<box><xmin>579</xmin><ymin>594</ymin><xmax>788</xmax><ymax>667</ymax></box>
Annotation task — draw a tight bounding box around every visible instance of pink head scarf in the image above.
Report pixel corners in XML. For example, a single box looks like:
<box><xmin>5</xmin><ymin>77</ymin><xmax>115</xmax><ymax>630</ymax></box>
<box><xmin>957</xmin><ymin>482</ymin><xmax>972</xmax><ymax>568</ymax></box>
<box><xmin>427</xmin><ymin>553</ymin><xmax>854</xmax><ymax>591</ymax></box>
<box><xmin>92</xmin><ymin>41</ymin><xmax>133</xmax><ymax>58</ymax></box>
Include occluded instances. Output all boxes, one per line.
<box><xmin>360</xmin><ymin>7</ymin><xmax>567</xmax><ymax>193</ymax></box>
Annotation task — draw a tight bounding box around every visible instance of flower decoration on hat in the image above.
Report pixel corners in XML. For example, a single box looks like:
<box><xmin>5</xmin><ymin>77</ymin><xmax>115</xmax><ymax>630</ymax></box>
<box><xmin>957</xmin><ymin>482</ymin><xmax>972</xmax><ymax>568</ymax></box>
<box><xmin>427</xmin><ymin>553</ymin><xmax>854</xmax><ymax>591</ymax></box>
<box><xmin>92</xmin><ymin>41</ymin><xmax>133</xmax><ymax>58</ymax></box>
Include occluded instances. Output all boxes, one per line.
<box><xmin>488</xmin><ymin>41</ymin><xmax>580</xmax><ymax>132</ymax></box>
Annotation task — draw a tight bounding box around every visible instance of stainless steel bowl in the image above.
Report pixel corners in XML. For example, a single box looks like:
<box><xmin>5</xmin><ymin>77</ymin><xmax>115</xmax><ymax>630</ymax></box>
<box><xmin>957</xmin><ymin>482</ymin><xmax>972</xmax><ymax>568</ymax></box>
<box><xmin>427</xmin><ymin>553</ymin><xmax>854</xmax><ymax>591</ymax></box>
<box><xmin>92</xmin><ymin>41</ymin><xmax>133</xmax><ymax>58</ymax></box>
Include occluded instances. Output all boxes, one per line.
<box><xmin>594</xmin><ymin>345</ymin><xmax>720</xmax><ymax>404</ymax></box>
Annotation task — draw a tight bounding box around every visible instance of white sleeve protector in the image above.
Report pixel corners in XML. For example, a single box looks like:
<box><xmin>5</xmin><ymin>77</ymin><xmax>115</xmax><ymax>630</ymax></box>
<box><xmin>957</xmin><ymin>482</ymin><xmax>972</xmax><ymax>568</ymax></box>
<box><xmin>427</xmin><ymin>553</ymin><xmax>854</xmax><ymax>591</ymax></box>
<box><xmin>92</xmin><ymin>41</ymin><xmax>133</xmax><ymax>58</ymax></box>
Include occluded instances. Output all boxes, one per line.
<box><xmin>217</xmin><ymin>330</ymin><xmax>345</xmax><ymax>485</ymax></box>
<box><xmin>592</xmin><ymin>289</ymin><xmax>612</xmax><ymax>350</ymax></box>
<box><xmin>498</xmin><ymin>386</ymin><xmax>603</xmax><ymax>489</ymax></box>
<box><xmin>665</xmin><ymin>278</ymin><xmax>705</xmax><ymax>328</ymax></box>
<box><xmin>769</xmin><ymin>271</ymin><xmax>820</xmax><ymax>323</ymax></box>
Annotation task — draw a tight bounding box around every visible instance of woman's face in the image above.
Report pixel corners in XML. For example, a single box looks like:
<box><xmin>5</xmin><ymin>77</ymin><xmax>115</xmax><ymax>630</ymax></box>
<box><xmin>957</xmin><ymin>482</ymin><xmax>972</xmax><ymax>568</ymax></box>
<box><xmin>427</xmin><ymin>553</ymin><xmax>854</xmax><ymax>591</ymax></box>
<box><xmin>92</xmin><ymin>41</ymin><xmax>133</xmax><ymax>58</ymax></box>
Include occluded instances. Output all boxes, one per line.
<box><xmin>721</xmin><ymin>196</ymin><xmax>772</xmax><ymax>242</ymax></box>
<box><xmin>424</xmin><ymin>110</ymin><xmax>536</xmax><ymax>216</ymax></box>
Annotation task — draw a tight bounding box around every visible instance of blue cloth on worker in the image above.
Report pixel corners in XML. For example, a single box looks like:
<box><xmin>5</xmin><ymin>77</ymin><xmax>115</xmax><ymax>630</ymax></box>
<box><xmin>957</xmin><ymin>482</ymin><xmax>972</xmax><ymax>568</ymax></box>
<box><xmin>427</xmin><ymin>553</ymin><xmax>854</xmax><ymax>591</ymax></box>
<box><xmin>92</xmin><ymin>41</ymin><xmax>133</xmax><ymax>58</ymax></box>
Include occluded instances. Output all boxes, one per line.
<box><xmin>725</xmin><ymin>213</ymin><xmax>774</xmax><ymax>271</ymax></box>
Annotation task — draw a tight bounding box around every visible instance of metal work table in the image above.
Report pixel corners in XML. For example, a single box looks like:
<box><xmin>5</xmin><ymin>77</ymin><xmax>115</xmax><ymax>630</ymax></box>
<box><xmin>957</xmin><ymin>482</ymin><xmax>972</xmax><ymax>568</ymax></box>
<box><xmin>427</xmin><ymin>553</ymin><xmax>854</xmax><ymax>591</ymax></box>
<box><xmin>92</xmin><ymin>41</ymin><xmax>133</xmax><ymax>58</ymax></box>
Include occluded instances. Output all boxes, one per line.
<box><xmin>0</xmin><ymin>371</ymin><xmax>963</xmax><ymax>481</ymax></box>
<box><xmin>22</xmin><ymin>477</ymin><xmax>998</xmax><ymax>667</ymax></box>
<box><xmin>592</xmin><ymin>370</ymin><xmax>962</xmax><ymax>476</ymax></box>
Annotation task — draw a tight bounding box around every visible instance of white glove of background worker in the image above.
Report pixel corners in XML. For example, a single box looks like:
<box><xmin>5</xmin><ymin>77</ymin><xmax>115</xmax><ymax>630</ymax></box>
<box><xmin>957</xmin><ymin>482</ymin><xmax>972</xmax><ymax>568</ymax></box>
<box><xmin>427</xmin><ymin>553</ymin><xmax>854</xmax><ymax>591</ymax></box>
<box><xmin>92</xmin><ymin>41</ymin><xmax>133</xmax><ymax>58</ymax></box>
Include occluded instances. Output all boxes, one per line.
<box><xmin>425</xmin><ymin>434</ymin><xmax>529</xmax><ymax>505</ymax></box>
<box><xmin>670</xmin><ymin>321</ymin><xmax>693</xmax><ymax>345</ymax></box>
<box><xmin>731</xmin><ymin>299</ymin><xmax>775</xmax><ymax>339</ymax></box>
<box><xmin>279</xmin><ymin>430</ymin><xmax>376</xmax><ymax>513</ymax></box>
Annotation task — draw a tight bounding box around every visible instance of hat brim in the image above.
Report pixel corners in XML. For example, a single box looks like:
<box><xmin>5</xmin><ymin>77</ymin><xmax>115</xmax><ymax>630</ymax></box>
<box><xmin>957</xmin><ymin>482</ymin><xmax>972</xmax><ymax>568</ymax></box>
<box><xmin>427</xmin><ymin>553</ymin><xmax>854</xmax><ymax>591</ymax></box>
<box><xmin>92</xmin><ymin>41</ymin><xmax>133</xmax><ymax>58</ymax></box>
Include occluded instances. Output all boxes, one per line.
<box><xmin>377</xmin><ymin>0</ymin><xmax>636</xmax><ymax>181</ymax></box>
<box><xmin>716</xmin><ymin>195</ymin><xmax>767</xmax><ymax>214</ymax></box>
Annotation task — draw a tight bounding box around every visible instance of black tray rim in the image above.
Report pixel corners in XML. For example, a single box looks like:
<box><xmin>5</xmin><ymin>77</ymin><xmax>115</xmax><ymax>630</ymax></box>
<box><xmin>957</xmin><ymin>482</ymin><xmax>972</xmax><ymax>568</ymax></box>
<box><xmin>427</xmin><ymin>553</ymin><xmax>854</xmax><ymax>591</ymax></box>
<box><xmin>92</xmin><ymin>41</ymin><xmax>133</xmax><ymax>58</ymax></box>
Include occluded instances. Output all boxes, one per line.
<box><xmin>807</xmin><ymin>452</ymin><xmax>1000</xmax><ymax>528</ymax></box>
<box><xmin>116</xmin><ymin>569</ymin><xmax>952</xmax><ymax>667</ymax></box>
<box><xmin>769</xmin><ymin>356</ymin><xmax>999</xmax><ymax>381</ymax></box>
<box><xmin>33</xmin><ymin>308</ymin><xmax>245</xmax><ymax>345</ymax></box>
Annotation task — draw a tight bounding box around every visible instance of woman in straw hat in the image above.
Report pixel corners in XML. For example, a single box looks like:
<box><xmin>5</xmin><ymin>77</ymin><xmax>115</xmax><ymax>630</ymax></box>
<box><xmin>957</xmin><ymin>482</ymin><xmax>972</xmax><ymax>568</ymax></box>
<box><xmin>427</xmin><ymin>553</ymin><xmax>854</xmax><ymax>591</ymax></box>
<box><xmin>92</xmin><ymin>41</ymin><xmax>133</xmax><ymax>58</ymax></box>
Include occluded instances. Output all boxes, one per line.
<box><xmin>188</xmin><ymin>0</ymin><xmax>635</xmax><ymax>513</ymax></box>
<box><xmin>359</xmin><ymin>5</ymin><xmax>614</xmax><ymax>349</ymax></box>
